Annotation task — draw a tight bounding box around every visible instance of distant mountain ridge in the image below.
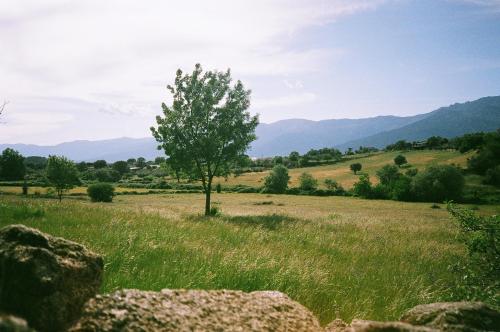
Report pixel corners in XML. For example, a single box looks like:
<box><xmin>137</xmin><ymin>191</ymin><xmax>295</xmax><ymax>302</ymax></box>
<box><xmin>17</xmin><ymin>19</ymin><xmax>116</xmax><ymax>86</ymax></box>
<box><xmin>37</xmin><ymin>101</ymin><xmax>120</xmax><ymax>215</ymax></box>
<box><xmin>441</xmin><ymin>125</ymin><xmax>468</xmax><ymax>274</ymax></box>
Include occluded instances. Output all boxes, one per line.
<box><xmin>1</xmin><ymin>96</ymin><xmax>499</xmax><ymax>161</ymax></box>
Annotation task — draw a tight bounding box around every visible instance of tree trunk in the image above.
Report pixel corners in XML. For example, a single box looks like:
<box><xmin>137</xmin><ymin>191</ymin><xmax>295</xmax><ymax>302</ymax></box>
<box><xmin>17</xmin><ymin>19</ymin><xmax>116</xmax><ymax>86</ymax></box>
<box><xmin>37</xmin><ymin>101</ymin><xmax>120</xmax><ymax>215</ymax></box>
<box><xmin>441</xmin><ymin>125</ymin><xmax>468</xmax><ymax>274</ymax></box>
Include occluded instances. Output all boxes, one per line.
<box><xmin>58</xmin><ymin>190</ymin><xmax>62</xmax><ymax>202</ymax></box>
<box><xmin>204</xmin><ymin>181</ymin><xmax>212</xmax><ymax>216</ymax></box>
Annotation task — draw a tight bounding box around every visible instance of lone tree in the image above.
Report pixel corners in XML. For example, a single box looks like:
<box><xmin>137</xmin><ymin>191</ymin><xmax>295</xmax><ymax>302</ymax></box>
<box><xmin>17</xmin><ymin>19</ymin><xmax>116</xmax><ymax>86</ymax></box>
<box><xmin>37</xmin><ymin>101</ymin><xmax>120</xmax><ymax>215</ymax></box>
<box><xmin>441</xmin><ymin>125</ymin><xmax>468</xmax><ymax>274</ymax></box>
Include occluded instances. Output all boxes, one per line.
<box><xmin>350</xmin><ymin>162</ymin><xmax>362</xmax><ymax>174</ymax></box>
<box><xmin>151</xmin><ymin>64</ymin><xmax>259</xmax><ymax>215</ymax></box>
<box><xmin>264</xmin><ymin>164</ymin><xmax>290</xmax><ymax>194</ymax></box>
<box><xmin>394</xmin><ymin>154</ymin><xmax>408</xmax><ymax>168</ymax></box>
<box><xmin>46</xmin><ymin>155</ymin><xmax>80</xmax><ymax>201</ymax></box>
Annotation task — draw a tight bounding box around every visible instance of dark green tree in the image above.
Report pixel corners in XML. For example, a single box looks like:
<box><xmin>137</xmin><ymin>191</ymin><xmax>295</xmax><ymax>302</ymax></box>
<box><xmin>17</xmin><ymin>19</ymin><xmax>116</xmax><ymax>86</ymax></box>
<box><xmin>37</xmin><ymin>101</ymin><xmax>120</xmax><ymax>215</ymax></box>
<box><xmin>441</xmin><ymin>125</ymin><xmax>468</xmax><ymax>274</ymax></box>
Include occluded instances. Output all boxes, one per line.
<box><xmin>0</xmin><ymin>148</ymin><xmax>25</xmax><ymax>180</ymax></box>
<box><xmin>350</xmin><ymin>163</ymin><xmax>362</xmax><ymax>174</ymax></box>
<box><xmin>264</xmin><ymin>164</ymin><xmax>290</xmax><ymax>194</ymax></box>
<box><xmin>151</xmin><ymin>64</ymin><xmax>258</xmax><ymax>215</ymax></box>
<box><xmin>394</xmin><ymin>154</ymin><xmax>407</xmax><ymax>168</ymax></box>
<box><xmin>412</xmin><ymin>165</ymin><xmax>464</xmax><ymax>202</ymax></box>
<box><xmin>136</xmin><ymin>157</ymin><xmax>147</xmax><ymax>168</ymax></box>
<box><xmin>46</xmin><ymin>156</ymin><xmax>80</xmax><ymax>201</ymax></box>
<box><xmin>376</xmin><ymin>164</ymin><xmax>400</xmax><ymax>186</ymax></box>
<box><xmin>298</xmin><ymin>172</ymin><xmax>318</xmax><ymax>191</ymax></box>
<box><xmin>112</xmin><ymin>160</ymin><xmax>129</xmax><ymax>175</ymax></box>
<box><xmin>93</xmin><ymin>160</ymin><xmax>107</xmax><ymax>169</ymax></box>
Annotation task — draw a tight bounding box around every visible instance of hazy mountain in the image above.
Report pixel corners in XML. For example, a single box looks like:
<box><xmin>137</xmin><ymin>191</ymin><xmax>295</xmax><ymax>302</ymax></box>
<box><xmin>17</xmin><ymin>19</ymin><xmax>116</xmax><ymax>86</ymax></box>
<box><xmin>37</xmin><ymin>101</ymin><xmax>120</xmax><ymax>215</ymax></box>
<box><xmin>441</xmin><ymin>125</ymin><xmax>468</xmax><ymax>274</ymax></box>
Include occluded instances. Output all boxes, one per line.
<box><xmin>1</xmin><ymin>96</ymin><xmax>499</xmax><ymax>161</ymax></box>
<box><xmin>336</xmin><ymin>96</ymin><xmax>500</xmax><ymax>151</ymax></box>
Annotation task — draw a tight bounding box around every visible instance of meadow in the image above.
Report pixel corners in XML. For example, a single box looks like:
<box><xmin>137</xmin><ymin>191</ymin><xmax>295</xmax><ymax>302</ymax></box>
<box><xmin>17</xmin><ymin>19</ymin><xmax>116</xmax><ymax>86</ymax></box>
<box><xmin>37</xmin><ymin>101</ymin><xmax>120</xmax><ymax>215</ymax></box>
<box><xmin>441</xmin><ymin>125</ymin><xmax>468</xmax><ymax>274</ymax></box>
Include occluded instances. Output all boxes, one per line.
<box><xmin>1</xmin><ymin>192</ymin><xmax>498</xmax><ymax>325</ymax></box>
<box><xmin>216</xmin><ymin>150</ymin><xmax>474</xmax><ymax>189</ymax></box>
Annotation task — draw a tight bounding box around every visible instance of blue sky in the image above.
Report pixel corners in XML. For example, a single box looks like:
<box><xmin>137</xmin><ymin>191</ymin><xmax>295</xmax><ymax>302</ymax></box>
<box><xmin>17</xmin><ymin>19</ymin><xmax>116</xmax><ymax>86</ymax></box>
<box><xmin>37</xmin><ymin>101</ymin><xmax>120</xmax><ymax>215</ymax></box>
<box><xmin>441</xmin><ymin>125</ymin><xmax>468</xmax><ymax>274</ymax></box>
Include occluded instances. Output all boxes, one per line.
<box><xmin>0</xmin><ymin>0</ymin><xmax>499</xmax><ymax>144</ymax></box>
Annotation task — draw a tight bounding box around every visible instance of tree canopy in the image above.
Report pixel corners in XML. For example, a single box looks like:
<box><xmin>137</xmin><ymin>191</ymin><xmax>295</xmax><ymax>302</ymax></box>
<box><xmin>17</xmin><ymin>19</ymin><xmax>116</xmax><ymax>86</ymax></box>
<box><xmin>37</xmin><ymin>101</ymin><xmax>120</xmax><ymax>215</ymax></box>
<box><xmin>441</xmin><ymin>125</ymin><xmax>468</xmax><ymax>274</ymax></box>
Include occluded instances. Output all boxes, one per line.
<box><xmin>151</xmin><ymin>64</ymin><xmax>258</xmax><ymax>215</ymax></box>
<box><xmin>46</xmin><ymin>155</ymin><xmax>80</xmax><ymax>201</ymax></box>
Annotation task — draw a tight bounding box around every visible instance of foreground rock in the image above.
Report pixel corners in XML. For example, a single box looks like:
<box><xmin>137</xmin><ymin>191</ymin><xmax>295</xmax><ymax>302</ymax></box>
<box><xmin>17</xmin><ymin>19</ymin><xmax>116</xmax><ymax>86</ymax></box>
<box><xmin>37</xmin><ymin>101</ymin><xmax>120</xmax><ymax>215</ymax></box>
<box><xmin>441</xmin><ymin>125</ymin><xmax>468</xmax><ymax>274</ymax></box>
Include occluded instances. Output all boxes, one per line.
<box><xmin>70</xmin><ymin>289</ymin><xmax>322</xmax><ymax>332</ymax></box>
<box><xmin>0</xmin><ymin>315</ymin><xmax>34</xmax><ymax>332</ymax></box>
<box><xmin>0</xmin><ymin>224</ymin><xmax>104</xmax><ymax>332</ymax></box>
<box><xmin>400</xmin><ymin>302</ymin><xmax>500</xmax><ymax>331</ymax></box>
<box><xmin>324</xmin><ymin>318</ymin><xmax>438</xmax><ymax>331</ymax></box>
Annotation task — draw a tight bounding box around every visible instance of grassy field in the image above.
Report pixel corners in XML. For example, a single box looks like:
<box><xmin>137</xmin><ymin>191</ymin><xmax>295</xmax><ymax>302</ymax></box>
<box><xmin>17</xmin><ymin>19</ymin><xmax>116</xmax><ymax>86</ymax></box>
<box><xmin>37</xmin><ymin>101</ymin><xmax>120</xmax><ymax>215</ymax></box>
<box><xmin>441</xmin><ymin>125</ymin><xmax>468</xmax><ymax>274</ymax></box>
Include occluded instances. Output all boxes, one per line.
<box><xmin>217</xmin><ymin>150</ymin><xmax>474</xmax><ymax>189</ymax></box>
<box><xmin>1</xmin><ymin>193</ymin><xmax>497</xmax><ymax>325</ymax></box>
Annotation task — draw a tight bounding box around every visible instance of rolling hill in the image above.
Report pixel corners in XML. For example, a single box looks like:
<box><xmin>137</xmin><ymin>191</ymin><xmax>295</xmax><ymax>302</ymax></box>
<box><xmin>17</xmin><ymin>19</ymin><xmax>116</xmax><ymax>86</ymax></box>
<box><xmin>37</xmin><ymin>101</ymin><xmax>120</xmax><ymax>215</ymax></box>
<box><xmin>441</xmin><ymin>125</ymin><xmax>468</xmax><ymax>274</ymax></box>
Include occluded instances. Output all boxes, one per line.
<box><xmin>1</xmin><ymin>96</ymin><xmax>499</xmax><ymax>161</ymax></box>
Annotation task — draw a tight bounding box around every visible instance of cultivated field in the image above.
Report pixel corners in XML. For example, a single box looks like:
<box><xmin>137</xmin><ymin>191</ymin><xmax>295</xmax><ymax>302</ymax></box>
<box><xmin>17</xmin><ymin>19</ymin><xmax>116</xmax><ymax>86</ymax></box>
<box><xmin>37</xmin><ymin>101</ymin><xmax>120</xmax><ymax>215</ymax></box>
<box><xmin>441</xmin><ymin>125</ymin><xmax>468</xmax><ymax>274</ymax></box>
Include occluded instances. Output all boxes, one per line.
<box><xmin>217</xmin><ymin>150</ymin><xmax>474</xmax><ymax>188</ymax></box>
<box><xmin>1</xmin><ymin>193</ymin><xmax>497</xmax><ymax>324</ymax></box>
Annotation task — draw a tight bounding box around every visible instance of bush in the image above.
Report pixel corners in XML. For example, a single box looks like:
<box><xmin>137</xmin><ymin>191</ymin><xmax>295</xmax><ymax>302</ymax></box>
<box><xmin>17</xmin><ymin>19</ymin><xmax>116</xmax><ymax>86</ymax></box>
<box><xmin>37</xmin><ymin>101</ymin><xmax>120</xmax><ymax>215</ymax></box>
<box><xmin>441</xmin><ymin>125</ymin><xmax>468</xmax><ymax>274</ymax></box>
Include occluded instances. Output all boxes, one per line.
<box><xmin>263</xmin><ymin>164</ymin><xmax>290</xmax><ymax>194</ymax></box>
<box><xmin>370</xmin><ymin>184</ymin><xmax>389</xmax><ymax>199</ymax></box>
<box><xmin>324</xmin><ymin>178</ymin><xmax>341</xmax><ymax>191</ymax></box>
<box><xmin>216</xmin><ymin>183</ymin><xmax>222</xmax><ymax>193</ymax></box>
<box><xmin>447</xmin><ymin>203</ymin><xmax>500</xmax><ymax>305</ymax></box>
<box><xmin>391</xmin><ymin>175</ymin><xmax>414</xmax><ymax>201</ymax></box>
<box><xmin>87</xmin><ymin>183</ymin><xmax>115</xmax><ymax>202</ymax></box>
<box><xmin>350</xmin><ymin>163</ymin><xmax>362</xmax><ymax>174</ymax></box>
<box><xmin>298</xmin><ymin>172</ymin><xmax>318</xmax><ymax>191</ymax></box>
<box><xmin>412</xmin><ymin>165</ymin><xmax>465</xmax><ymax>202</ymax></box>
<box><xmin>376</xmin><ymin>164</ymin><xmax>400</xmax><ymax>186</ymax></box>
<box><xmin>352</xmin><ymin>174</ymin><xmax>372</xmax><ymax>198</ymax></box>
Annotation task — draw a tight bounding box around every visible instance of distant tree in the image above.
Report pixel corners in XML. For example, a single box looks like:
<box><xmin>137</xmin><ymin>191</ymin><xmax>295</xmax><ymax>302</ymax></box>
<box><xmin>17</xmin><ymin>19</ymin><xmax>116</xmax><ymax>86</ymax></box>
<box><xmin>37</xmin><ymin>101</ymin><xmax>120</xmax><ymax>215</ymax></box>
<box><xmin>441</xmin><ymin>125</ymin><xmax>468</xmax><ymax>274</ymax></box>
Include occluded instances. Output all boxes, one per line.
<box><xmin>386</xmin><ymin>140</ymin><xmax>412</xmax><ymax>151</ymax></box>
<box><xmin>0</xmin><ymin>148</ymin><xmax>25</xmax><ymax>180</ymax></box>
<box><xmin>24</xmin><ymin>156</ymin><xmax>47</xmax><ymax>170</ymax></box>
<box><xmin>298</xmin><ymin>172</ymin><xmax>318</xmax><ymax>191</ymax></box>
<box><xmin>151</xmin><ymin>64</ymin><xmax>258</xmax><ymax>215</ymax></box>
<box><xmin>426</xmin><ymin>136</ymin><xmax>448</xmax><ymax>149</ymax></box>
<box><xmin>112</xmin><ymin>160</ymin><xmax>129</xmax><ymax>175</ymax></box>
<box><xmin>46</xmin><ymin>156</ymin><xmax>79</xmax><ymax>201</ymax></box>
<box><xmin>94</xmin><ymin>169</ymin><xmax>121</xmax><ymax>182</ymax></box>
<box><xmin>154</xmin><ymin>157</ymin><xmax>166</xmax><ymax>164</ymax></box>
<box><xmin>346</xmin><ymin>148</ymin><xmax>354</xmax><ymax>155</ymax></box>
<box><xmin>263</xmin><ymin>164</ymin><xmax>290</xmax><ymax>194</ymax></box>
<box><xmin>484</xmin><ymin>166</ymin><xmax>500</xmax><ymax>187</ymax></box>
<box><xmin>394</xmin><ymin>154</ymin><xmax>408</xmax><ymax>168</ymax></box>
<box><xmin>273</xmin><ymin>156</ymin><xmax>283</xmax><ymax>165</ymax></box>
<box><xmin>467</xmin><ymin>130</ymin><xmax>500</xmax><ymax>175</ymax></box>
<box><xmin>136</xmin><ymin>157</ymin><xmax>147</xmax><ymax>168</ymax></box>
<box><xmin>127</xmin><ymin>158</ymin><xmax>136</xmax><ymax>164</ymax></box>
<box><xmin>376</xmin><ymin>164</ymin><xmax>400</xmax><ymax>186</ymax></box>
<box><xmin>76</xmin><ymin>161</ymin><xmax>88</xmax><ymax>172</ymax></box>
<box><xmin>93</xmin><ymin>160</ymin><xmax>107</xmax><ymax>169</ymax></box>
<box><xmin>350</xmin><ymin>163</ymin><xmax>362</xmax><ymax>174</ymax></box>
<box><xmin>289</xmin><ymin>151</ymin><xmax>300</xmax><ymax>163</ymax></box>
<box><xmin>353</xmin><ymin>174</ymin><xmax>372</xmax><ymax>198</ymax></box>
<box><xmin>412</xmin><ymin>165</ymin><xmax>464</xmax><ymax>202</ymax></box>
<box><xmin>452</xmin><ymin>132</ymin><xmax>485</xmax><ymax>153</ymax></box>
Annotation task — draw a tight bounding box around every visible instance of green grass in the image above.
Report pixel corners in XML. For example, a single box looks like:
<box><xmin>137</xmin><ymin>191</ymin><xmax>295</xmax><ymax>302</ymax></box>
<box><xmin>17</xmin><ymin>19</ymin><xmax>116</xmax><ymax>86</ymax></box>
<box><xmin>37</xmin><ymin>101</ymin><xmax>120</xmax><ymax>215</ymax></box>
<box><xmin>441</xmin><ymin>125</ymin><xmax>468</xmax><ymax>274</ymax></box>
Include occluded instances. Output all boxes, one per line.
<box><xmin>217</xmin><ymin>149</ymin><xmax>474</xmax><ymax>189</ymax></box>
<box><xmin>1</xmin><ymin>194</ymin><xmax>498</xmax><ymax>324</ymax></box>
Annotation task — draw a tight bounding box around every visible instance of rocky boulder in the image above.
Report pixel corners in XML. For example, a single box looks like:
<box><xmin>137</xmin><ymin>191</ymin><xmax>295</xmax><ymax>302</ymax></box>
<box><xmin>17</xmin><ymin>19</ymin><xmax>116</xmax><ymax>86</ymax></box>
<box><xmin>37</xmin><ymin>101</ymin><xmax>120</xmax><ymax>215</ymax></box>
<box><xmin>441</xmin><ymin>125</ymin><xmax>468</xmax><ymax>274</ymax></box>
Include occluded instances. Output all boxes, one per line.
<box><xmin>0</xmin><ymin>224</ymin><xmax>104</xmax><ymax>332</ymax></box>
<box><xmin>70</xmin><ymin>289</ymin><xmax>322</xmax><ymax>332</ymax></box>
<box><xmin>400</xmin><ymin>302</ymin><xmax>500</xmax><ymax>331</ymax></box>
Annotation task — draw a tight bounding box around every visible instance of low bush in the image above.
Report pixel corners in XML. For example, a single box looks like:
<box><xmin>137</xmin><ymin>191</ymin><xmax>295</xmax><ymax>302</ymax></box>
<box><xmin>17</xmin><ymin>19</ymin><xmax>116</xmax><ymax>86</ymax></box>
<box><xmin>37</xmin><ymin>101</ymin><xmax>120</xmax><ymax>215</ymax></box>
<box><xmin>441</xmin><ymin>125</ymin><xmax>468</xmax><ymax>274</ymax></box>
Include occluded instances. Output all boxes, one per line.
<box><xmin>87</xmin><ymin>183</ymin><xmax>115</xmax><ymax>202</ymax></box>
<box><xmin>447</xmin><ymin>203</ymin><xmax>500</xmax><ymax>305</ymax></box>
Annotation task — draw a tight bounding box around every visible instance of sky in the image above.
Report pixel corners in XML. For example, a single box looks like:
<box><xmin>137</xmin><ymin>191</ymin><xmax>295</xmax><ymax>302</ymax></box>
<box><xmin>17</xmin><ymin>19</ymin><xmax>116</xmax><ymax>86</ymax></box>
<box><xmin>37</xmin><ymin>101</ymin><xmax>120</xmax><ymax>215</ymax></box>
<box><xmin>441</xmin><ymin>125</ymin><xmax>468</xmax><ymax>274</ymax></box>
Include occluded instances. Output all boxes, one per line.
<box><xmin>1</xmin><ymin>0</ymin><xmax>499</xmax><ymax>145</ymax></box>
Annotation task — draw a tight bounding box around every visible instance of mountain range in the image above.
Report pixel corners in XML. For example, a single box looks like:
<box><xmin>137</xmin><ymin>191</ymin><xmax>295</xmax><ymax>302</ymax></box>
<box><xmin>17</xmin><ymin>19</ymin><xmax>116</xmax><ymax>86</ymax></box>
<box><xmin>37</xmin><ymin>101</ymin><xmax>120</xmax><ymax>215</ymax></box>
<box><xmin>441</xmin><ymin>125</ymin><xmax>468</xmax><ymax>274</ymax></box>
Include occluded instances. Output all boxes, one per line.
<box><xmin>1</xmin><ymin>96</ymin><xmax>499</xmax><ymax>161</ymax></box>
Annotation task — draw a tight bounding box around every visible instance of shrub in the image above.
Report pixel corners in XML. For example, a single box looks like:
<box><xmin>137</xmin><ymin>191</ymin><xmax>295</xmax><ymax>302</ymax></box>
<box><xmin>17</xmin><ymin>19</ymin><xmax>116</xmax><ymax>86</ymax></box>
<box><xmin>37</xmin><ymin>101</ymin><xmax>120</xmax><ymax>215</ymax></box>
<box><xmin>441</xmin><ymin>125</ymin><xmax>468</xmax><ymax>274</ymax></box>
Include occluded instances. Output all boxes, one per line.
<box><xmin>405</xmin><ymin>168</ymin><xmax>418</xmax><ymax>177</ymax></box>
<box><xmin>391</xmin><ymin>175</ymin><xmax>414</xmax><ymax>201</ymax></box>
<box><xmin>353</xmin><ymin>174</ymin><xmax>372</xmax><ymax>198</ymax></box>
<box><xmin>298</xmin><ymin>172</ymin><xmax>318</xmax><ymax>191</ymax></box>
<box><xmin>87</xmin><ymin>183</ymin><xmax>115</xmax><ymax>202</ymax></box>
<box><xmin>324</xmin><ymin>178</ymin><xmax>341</xmax><ymax>191</ymax></box>
<box><xmin>216</xmin><ymin>183</ymin><xmax>222</xmax><ymax>193</ymax></box>
<box><xmin>263</xmin><ymin>164</ymin><xmax>290</xmax><ymax>194</ymax></box>
<box><xmin>370</xmin><ymin>184</ymin><xmax>389</xmax><ymax>199</ymax></box>
<box><xmin>412</xmin><ymin>165</ymin><xmax>465</xmax><ymax>202</ymax></box>
<box><xmin>447</xmin><ymin>203</ymin><xmax>500</xmax><ymax>304</ymax></box>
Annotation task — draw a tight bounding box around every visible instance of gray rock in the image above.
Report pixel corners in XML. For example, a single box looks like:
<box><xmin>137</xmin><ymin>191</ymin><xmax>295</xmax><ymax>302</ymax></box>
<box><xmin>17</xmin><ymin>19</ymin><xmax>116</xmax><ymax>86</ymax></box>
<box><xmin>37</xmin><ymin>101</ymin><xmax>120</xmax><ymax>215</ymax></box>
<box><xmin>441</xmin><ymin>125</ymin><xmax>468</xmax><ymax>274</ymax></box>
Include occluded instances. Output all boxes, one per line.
<box><xmin>324</xmin><ymin>319</ymin><xmax>437</xmax><ymax>332</ymax></box>
<box><xmin>0</xmin><ymin>224</ymin><xmax>104</xmax><ymax>332</ymax></box>
<box><xmin>400</xmin><ymin>302</ymin><xmax>500</xmax><ymax>331</ymax></box>
<box><xmin>70</xmin><ymin>289</ymin><xmax>322</xmax><ymax>331</ymax></box>
<box><xmin>0</xmin><ymin>315</ymin><xmax>34</xmax><ymax>332</ymax></box>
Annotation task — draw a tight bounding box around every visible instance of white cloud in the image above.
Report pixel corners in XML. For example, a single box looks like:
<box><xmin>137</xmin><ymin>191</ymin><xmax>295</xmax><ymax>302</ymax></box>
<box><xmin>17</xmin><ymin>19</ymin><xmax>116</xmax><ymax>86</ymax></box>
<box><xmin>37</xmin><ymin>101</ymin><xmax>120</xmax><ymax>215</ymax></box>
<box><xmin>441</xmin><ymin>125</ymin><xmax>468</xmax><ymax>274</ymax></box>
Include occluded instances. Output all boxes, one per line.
<box><xmin>0</xmin><ymin>0</ymin><xmax>390</xmax><ymax>143</ymax></box>
<box><xmin>253</xmin><ymin>92</ymin><xmax>317</xmax><ymax>109</ymax></box>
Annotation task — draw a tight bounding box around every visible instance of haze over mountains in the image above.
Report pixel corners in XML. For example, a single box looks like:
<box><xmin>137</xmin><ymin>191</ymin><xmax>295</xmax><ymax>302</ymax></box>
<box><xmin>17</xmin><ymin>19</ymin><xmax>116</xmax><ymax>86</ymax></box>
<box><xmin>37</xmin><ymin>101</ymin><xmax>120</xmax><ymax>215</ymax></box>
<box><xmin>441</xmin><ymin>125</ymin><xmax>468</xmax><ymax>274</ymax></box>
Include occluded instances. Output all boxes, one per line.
<box><xmin>1</xmin><ymin>96</ymin><xmax>499</xmax><ymax>161</ymax></box>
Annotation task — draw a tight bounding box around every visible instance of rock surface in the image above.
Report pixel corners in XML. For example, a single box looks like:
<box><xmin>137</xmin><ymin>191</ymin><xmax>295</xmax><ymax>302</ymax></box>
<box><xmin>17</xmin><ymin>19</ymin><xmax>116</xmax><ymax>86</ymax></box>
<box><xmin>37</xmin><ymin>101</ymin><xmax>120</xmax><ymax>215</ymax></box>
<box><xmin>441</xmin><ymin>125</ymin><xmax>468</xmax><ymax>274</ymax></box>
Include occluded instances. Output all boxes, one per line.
<box><xmin>324</xmin><ymin>319</ymin><xmax>438</xmax><ymax>331</ymax></box>
<box><xmin>400</xmin><ymin>302</ymin><xmax>500</xmax><ymax>331</ymax></box>
<box><xmin>0</xmin><ymin>315</ymin><xmax>34</xmax><ymax>332</ymax></box>
<box><xmin>70</xmin><ymin>289</ymin><xmax>322</xmax><ymax>332</ymax></box>
<box><xmin>0</xmin><ymin>224</ymin><xmax>104</xmax><ymax>332</ymax></box>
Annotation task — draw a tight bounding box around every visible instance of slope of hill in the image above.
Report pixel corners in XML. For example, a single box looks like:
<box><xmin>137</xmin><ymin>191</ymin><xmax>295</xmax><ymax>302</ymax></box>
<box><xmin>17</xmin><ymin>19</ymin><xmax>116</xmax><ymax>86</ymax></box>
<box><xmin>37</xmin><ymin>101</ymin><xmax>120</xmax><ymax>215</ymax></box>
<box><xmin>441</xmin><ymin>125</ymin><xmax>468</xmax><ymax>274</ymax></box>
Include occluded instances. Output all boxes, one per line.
<box><xmin>337</xmin><ymin>96</ymin><xmax>500</xmax><ymax>150</ymax></box>
<box><xmin>1</xmin><ymin>96</ymin><xmax>499</xmax><ymax>161</ymax></box>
